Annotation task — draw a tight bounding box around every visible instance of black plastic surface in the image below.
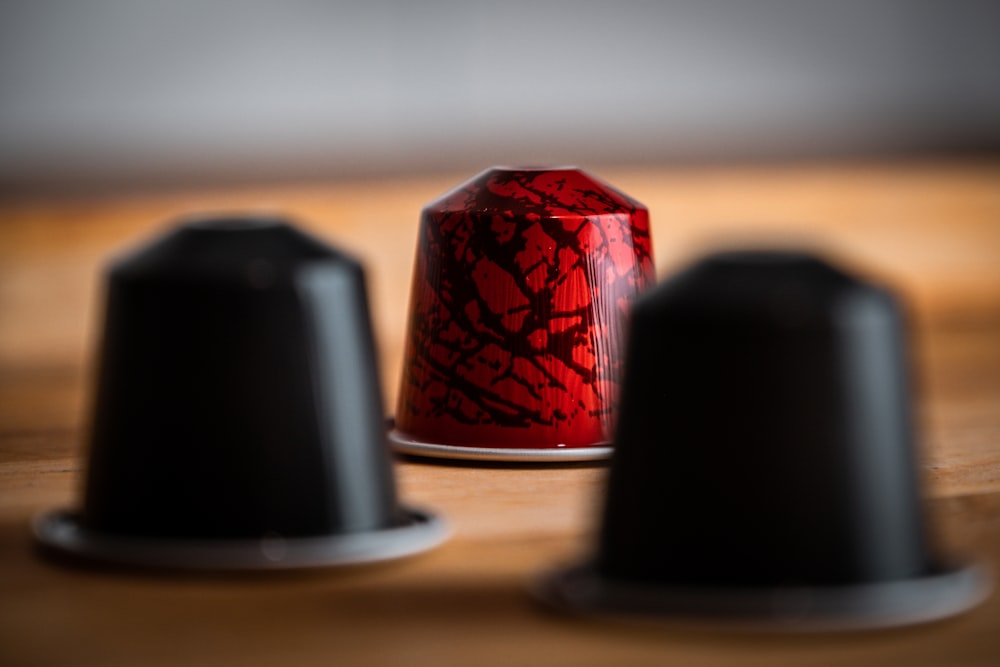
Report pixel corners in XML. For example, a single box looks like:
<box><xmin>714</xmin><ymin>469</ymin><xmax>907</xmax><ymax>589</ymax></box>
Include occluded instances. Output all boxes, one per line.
<box><xmin>597</xmin><ymin>251</ymin><xmax>931</xmax><ymax>587</ymax></box>
<box><xmin>82</xmin><ymin>216</ymin><xmax>401</xmax><ymax>539</ymax></box>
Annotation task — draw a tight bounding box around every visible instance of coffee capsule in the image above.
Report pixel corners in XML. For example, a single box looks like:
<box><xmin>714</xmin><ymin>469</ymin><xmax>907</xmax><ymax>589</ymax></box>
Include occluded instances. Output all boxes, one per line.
<box><xmin>34</xmin><ymin>215</ymin><xmax>448</xmax><ymax>570</ymax></box>
<box><xmin>535</xmin><ymin>250</ymin><xmax>990</xmax><ymax>629</ymax></box>
<box><xmin>391</xmin><ymin>167</ymin><xmax>655</xmax><ymax>462</ymax></box>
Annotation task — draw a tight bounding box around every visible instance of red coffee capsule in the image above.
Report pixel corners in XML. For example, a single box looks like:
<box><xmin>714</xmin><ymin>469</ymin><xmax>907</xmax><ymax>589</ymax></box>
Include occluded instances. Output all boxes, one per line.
<box><xmin>390</xmin><ymin>167</ymin><xmax>655</xmax><ymax>461</ymax></box>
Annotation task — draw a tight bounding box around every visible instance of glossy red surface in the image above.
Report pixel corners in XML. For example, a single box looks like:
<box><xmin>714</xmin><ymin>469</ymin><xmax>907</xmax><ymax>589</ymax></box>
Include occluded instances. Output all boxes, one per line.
<box><xmin>396</xmin><ymin>167</ymin><xmax>655</xmax><ymax>449</ymax></box>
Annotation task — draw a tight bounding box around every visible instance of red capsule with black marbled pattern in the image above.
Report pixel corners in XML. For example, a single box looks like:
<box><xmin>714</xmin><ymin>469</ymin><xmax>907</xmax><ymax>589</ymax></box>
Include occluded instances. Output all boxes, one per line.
<box><xmin>393</xmin><ymin>167</ymin><xmax>654</xmax><ymax>456</ymax></box>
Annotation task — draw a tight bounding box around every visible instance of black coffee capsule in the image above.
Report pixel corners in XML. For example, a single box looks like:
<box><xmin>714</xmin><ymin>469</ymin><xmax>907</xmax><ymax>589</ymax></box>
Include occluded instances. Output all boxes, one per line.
<box><xmin>34</xmin><ymin>215</ymin><xmax>448</xmax><ymax>570</ymax></box>
<box><xmin>534</xmin><ymin>250</ymin><xmax>990</xmax><ymax>630</ymax></box>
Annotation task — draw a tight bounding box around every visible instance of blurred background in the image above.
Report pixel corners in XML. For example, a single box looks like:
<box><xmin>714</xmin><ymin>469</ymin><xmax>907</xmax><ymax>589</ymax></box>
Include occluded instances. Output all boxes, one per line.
<box><xmin>2</xmin><ymin>0</ymin><xmax>999</xmax><ymax>194</ymax></box>
<box><xmin>1</xmin><ymin>0</ymin><xmax>1000</xmax><ymax>383</ymax></box>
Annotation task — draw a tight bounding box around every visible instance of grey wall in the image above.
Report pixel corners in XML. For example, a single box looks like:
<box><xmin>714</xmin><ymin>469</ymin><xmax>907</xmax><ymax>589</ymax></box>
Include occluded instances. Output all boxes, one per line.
<box><xmin>1</xmin><ymin>0</ymin><xmax>998</xmax><ymax>191</ymax></box>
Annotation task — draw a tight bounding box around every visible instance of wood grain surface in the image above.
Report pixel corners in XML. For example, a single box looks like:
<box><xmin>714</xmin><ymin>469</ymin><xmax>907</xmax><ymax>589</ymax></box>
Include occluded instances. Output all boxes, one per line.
<box><xmin>1</xmin><ymin>162</ymin><xmax>999</xmax><ymax>666</ymax></box>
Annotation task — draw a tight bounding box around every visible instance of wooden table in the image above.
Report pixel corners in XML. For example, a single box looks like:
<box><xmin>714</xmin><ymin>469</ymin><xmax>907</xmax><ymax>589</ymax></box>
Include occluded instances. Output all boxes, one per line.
<box><xmin>2</xmin><ymin>162</ymin><xmax>999</xmax><ymax>666</ymax></box>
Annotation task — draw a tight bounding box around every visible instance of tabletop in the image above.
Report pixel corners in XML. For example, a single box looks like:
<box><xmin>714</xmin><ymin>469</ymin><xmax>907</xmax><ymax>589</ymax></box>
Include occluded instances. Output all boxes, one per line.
<box><xmin>1</xmin><ymin>161</ymin><xmax>999</xmax><ymax>666</ymax></box>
